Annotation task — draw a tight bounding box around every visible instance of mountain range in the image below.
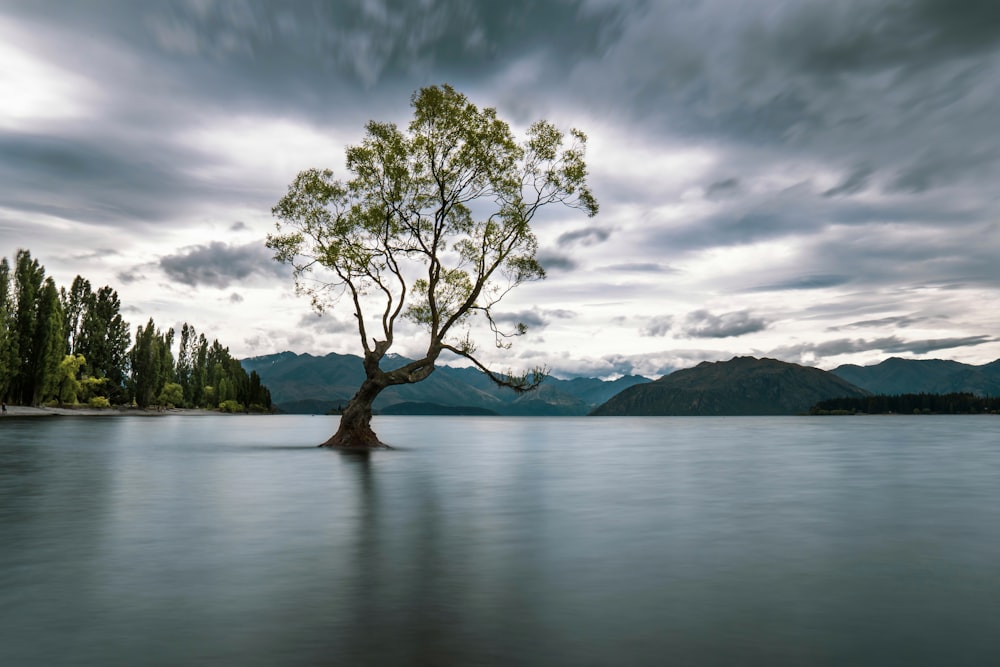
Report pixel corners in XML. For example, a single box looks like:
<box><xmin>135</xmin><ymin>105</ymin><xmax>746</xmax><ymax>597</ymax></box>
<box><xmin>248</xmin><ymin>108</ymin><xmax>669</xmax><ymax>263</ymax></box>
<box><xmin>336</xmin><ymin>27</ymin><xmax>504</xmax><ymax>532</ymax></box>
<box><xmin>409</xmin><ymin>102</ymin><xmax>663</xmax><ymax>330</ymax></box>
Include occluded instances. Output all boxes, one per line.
<box><xmin>240</xmin><ymin>351</ymin><xmax>650</xmax><ymax>416</ymax></box>
<box><xmin>591</xmin><ymin>356</ymin><xmax>869</xmax><ymax>416</ymax></box>
<box><xmin>242</xmin><ymin>352</ymin><xmax>1000</xmax><ymax>417</ymax></box>
<box><xmin>831</xmin><ymin>357</ymin><xmax>1000</xmax><ymax>396</ymax></box>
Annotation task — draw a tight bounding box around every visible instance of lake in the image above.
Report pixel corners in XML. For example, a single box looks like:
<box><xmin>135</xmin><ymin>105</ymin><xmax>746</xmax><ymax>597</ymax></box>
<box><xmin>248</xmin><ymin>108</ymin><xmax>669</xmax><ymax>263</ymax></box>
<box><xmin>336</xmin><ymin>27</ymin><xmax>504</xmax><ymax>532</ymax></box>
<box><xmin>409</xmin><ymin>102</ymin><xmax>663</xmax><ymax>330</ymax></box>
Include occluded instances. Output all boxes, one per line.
<box><xmin>2</xmin><ymin>414</ymin><xmax>999</xmax><ymax>665</ymax></box>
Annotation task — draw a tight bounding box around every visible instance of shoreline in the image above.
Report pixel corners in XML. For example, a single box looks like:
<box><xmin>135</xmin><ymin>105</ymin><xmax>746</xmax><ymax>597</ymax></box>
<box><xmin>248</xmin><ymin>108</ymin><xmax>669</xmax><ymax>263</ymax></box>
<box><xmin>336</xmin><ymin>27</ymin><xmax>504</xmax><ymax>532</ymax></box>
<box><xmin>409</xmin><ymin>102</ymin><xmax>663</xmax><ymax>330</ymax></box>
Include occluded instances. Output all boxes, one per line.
<box><xmin>1</xmin><ymin>406</ymin><xmax>233</xmax><ymax>418</ymax></box>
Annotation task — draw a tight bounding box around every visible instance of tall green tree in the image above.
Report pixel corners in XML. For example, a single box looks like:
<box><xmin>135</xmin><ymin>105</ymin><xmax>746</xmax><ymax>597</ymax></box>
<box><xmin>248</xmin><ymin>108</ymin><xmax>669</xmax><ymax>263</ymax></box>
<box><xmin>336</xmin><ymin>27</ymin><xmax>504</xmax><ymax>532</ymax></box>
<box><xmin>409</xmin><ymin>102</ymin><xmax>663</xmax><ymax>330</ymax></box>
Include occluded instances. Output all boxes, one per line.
<box><xmin>175</xmin><ymin>323</ymin><xmax>195</xmax><ymax>405</ymax></box>
<box><xmin>9</xmin><ymin>251</ymin><xmax>65</xmax><ymax>405</ymax></box>
<box><xmin>60</xmin><ymin>275</ymin><xmax>91</xmax><ymax>355</ymax></box>
<box><xmin>11</xmin><ymin>250</ymin><xmax>45</xmax><ymax>403</ymax></box>
<box><xmin>31</xmin><ymin>278</ymin><xmax>66</xmax><ymax>405</ymax></box>
<box><xmin>191</xmin><ymin>333</ymin><xmax>208</xmax><ymax>407</ymax></box>
<box><xmin>129</xmin><ymin>318</ymin><xmax>169</xmax><ymax>408</ymax></box>
<box><xmin>76</xmin><ymin>285</ymin><xmax>131</xmax><ymax>399</ymax></box>
<box><xmin>0</xmin><ymin>258</ymin><xmax>15</xmax><ymax>401</ymax></box>
<box><xmin>268</xmin><ymin>84</ymin><xmax>597</xmax><ymax>447</ymax></box>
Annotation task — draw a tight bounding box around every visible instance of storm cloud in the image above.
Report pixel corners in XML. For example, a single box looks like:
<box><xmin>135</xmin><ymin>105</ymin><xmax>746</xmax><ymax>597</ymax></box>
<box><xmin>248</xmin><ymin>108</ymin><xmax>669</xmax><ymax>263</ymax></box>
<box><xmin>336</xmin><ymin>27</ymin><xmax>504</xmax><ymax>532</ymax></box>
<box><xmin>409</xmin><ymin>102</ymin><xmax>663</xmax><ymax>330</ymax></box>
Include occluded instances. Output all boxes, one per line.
<box><xmin>5</xmin><ymin>0</ymin><xmax>1000</xmax><ymax>371</ymax></box>
<box><xmin>159</xmin><ymin>241</ymin><xmax>286</xmax><ymax>288</ymax></box>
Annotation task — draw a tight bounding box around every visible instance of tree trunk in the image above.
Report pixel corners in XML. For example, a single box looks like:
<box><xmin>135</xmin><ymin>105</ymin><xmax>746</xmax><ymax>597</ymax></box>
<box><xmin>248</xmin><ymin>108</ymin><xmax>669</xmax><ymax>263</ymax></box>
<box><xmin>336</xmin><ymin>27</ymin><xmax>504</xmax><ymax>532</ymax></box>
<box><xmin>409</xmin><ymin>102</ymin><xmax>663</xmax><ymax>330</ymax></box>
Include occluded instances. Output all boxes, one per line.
<box><xmin>321</xmin><ymin>377</ymin><xmax>389</xmax><ymax>449</ymax></box>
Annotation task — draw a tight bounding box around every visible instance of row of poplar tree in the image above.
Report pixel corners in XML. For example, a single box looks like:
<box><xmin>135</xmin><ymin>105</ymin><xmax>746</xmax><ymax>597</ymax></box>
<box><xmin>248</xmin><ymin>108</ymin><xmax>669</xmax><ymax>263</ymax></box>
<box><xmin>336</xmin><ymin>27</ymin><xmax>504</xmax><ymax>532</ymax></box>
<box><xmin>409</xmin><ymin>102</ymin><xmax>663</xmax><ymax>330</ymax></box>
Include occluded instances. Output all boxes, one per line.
<box><xmin>0</xmin><ymin>250</ymin><xmax>272</xmax><ymax>411</ymax></box>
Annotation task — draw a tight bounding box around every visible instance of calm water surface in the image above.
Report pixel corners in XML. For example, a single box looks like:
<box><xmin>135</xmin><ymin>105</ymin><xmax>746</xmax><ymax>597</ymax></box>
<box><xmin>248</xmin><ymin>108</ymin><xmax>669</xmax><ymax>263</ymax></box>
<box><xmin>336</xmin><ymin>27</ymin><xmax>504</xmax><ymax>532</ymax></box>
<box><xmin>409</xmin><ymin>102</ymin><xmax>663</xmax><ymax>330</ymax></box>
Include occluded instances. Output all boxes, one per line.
<box><xmin>1</xmin><ymin>415</ymin><xmax>999</xmax><ymax>665</ymax></box>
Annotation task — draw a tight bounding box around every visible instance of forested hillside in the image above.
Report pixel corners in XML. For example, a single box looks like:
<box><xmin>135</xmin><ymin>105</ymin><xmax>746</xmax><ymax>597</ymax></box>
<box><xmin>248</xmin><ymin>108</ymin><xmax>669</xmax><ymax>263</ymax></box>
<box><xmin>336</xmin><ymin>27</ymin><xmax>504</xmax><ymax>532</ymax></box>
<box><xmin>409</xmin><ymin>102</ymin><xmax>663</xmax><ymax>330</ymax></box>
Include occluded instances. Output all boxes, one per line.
<box><xmin>832</xmin><ymin>357</ymin><xmax>1000</xmax><ymax>396</ymax></box>
<box><xmin>591</xmin><ymin>356</ymin><xmax>868</xmax><ymax>416</ymax></box>
<box><xmin>242</xmin><ymin>351</ymin><xmax>650</xmax><ymax>415</ymax></box>
<box><xmin>0</xmin><ymin>249</ymin><xmax>271</xmax><ymax>411</ymax></box>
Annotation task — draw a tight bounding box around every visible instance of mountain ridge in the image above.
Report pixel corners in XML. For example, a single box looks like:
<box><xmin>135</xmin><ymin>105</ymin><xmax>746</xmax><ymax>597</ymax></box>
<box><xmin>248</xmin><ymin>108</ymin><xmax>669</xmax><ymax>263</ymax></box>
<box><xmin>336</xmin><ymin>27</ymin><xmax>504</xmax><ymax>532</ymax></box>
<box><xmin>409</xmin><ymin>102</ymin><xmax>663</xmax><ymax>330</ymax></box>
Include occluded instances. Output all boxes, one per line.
<box><xmin>242</xmin><ymin>351</ymin><xmax>1000</xmax><ymax>417</ymax></box>
<box><xmin>831</xmin><ymin>356</ymin><xmax>1000</xmax><ymax>396</ymax></box>
<box><xmin>591</xmin><ymin>356</ymin><xmax>869</xmax><ymax>416</ymax></box>
<box><xmin>241</xmin><ymin>351</ymin><xmax>651</xmax><ymax>416</ymax></box>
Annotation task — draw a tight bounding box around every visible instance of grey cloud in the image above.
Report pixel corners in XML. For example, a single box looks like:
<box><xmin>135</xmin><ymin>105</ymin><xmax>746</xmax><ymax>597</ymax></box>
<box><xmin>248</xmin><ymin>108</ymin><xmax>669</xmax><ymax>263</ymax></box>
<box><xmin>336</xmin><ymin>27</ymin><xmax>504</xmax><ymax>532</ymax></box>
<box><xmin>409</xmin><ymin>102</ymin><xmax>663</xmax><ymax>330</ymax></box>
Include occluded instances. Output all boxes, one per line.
<box><xmin>537</xmin><ymin>251</ymin><xmax>578</xmax><ymax>272</ymax></box>
<box><xmin>586</xmin><ymin>349</ymin><xmax>730</xmax><ymax>380</ymax></box>
<box><xmin>229</xmin><ymin>293</ymin><xmax>244</xmax><ymax>303</ymax></box>
<box><xmin>829</xmin><ymin>315</ymin><xmax>928</xmax><ymax>332</ymax></box>
<box><xmin>297</xmin><ymin>313</ymin><xmax>354</xmax><ymax>334</ymax></box>
<box><xmin>8</xmin><ymin>1</ymin><xmax>621</xmax><ymax>119</ymax></box>
<box><xmin>0</xmin><ymin>130</ymin><xmax>218</xmax><ymax>225</ymax></box>
<box><xmin>897</xmin><ymin>335</ymin><xmax>999</xmax><ymax>356</ymax></box>
<box><xmin>771</xmin><ymin>334</ymin><xmax>998</xmax><ymax>362</ymax></box>
<box><xmin>823</xmin><ymin>164</ymin><xmax>873</xmax><ymax>198</ymax></box>
<box><xmin>604</xmin><ymin>262</ymin><xmax>677</xmax><ymax>273</ymax></box>
<box><xmin>494</xmin><ymin>308</ymin><xmax>576</xmax><ymax>330</ymax></box>
<box><xmin>160</xmin><ymin>241</ymin><xmax>285</xmax><ymax>288</ymax></box>
<box><xmin>749</xmin><ymin>274</ymin><xmax>852</xmax><ymax>292</ymax></box>
<box><xmin>70</xmin><ymin>248</ymin><xmax>120</xmax><ymax>261</ymax></box>
<box><xmin>230</xmin><ymin>221</ymin><xmax>250</xmax><ymax>232</ymax></box>
<box><xmin>656</xmin><ymin>184</ymin><xmax>822</xmax><ymax>252</ymax></box>
<box><xmin>557</xmin><ymin>226</ymin><xmax>611</xmax><ymax>247</ymax></box>
<box><xmin>117</xmin><ymin>270</ymin><xmax>145</xmax><ymax>285</ymax></box>
<box><xmin>705</xmin><ymin>178</ymin><xmax>741</xmax><ymax>201</ymax></box>
<box><xmin>641</xmin><ymin>316</ymin><xmax>674</xmax><ymax>337</ymax></box>
<box><xmin>8</xmin><ymin>1</ymin><xmax>1000</xmax><ymax>367</ymax></box>
<box><xmin>679</xmin><ymin>309</ymin><xmax>769</xmax><ymax>339</ymax></box>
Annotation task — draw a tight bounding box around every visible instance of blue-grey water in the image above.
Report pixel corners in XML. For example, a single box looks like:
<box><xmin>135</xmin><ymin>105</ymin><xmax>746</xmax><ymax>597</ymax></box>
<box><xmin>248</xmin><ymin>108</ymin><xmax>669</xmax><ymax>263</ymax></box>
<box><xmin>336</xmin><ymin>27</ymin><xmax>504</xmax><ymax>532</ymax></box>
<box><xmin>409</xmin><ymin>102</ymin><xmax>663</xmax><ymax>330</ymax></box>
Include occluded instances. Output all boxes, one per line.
<box><xmin>2</xmin><ymin>415</ymin><xmax>999</xmax><ymax>666</ymax></box>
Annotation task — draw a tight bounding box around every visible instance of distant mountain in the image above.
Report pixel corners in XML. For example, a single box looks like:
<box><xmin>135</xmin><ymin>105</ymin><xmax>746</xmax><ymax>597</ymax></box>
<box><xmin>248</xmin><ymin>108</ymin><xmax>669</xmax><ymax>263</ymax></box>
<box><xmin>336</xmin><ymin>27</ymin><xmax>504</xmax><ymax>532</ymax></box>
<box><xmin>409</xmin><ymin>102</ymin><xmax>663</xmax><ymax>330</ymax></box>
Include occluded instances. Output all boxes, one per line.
<box><xmin>241</xmin><ymin>351</ymin><xmax>651</xmax><ymax>416</ymax></box>
<box><xmin>832</xmin><ymin>357</ymin><xmax>1000</xmax><ymax>396</ymax></box>
<box><xmin>591</xmin><ymin>356</ymin><xmax>869</xmax><ymax>416</ymax></box>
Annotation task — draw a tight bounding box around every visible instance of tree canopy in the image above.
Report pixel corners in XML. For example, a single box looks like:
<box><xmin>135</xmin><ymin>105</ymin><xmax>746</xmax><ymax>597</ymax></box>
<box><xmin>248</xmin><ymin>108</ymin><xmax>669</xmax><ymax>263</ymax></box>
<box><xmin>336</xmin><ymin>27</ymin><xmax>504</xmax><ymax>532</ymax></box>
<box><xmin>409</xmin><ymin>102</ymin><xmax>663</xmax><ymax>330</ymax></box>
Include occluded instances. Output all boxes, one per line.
<box><xmin>0</xmin><ymin>248</ymin><xmax>271</xmax><ymax>412</ymax></box>
<box><xmin>268</xmin><ymin>84</ymin><xmax>597</xmax><ymax>447</ymax></box>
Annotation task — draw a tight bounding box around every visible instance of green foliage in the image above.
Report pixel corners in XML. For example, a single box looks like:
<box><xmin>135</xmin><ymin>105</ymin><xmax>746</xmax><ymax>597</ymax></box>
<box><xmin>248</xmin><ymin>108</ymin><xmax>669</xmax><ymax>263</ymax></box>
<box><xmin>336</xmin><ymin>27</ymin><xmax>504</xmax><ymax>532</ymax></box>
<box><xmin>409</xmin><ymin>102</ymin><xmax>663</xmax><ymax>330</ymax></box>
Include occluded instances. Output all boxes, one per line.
<box><xmin>76</xmin><ymin>284</ymin><xmax>130</xmax><ymax>399</ymax></box>
<box><xmin>56</xmin><ymin>354</ymin><xmax>86</xmax><ymax>405</ymax></box>
<box><xmin>88</xmin><ymin>396</ymin><xmax>111</xmax><ymax>409</ymax></box>
<box><xmin>268</xmin><ymin>85</ymin><xmax>597</xmax><ymax>398</ymax></box>
<box><xmin>60</xmin><ymin>275</ymin><xmax>91</xmax><ymax>354</ymax></box>
<box><xmin>157</xmin><ymin>382</ymin><xmax>183</xmax><ymax>408</ymax></box>
<box><xmin>217</xmin><ymin>399</ymin><xmax>244</xmax><ymax>413</ymax></box>
<box><xmin>33</xmin><ymin>278</ymin><xmax>66</xmax><ymax>405</ymax></box>
<box><xmin>79</xmin><ymin>376</ymin><xmax>109</xmax><ymax>403</ymax></box>
<box><xmin>129</xmin><ymin>318</ymin><xmax>166</xmax><ymax>408</ymax></box>
<box><xmin>11</xmin><ymin>250</ymin><xmax>46</xmax><ymax>404</ymax></box>
<box><xmin>0</xmin><ymin>250</ymin><xmax>272</xmax><ymax>413</ymax></box>
<box><xmin>0</xmin><ymin>257</ymin><xmax>15</xmax><ymax>401</ymax></box>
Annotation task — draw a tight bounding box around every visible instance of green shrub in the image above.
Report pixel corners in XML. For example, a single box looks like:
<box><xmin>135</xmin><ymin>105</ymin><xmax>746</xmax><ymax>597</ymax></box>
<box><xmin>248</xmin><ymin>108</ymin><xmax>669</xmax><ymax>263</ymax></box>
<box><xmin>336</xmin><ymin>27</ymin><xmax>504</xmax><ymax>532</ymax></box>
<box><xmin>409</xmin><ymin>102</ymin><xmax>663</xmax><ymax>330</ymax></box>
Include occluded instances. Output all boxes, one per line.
<box><xmin>218</xmin><ymin>400</ymin><xmax>244</xmax><ymax>413</ymax></box>
<box><xmin>158</xmin><ymin>382</ymin><xmax>184</xmax><ymax>408</ymax></box>
<box><xmin>88</xmin><ymin>396</ymin><xmax>111</xmax><ymax>409</ymax></box>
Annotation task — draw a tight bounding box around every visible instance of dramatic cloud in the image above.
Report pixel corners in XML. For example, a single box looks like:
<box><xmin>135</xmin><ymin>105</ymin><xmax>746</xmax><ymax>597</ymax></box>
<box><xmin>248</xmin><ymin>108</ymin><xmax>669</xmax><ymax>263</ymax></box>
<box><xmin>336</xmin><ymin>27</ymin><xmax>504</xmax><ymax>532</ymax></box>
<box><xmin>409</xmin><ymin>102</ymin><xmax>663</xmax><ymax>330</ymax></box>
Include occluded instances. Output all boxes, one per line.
<box><xmin>159</xmin><ymin>241</ymin><xmax>285</xmax><ymax>288</ymax></box>
<box><xmin>641</xmin><ymin>316</ymin><xmax>674</xmax><ymax>338</ymax></box>
<box><xmin>557</xmin><ymin>226</ymin><xmax>611</xmax><ymax>247</ymax></box>
<box><xmin>604</xmin><ymin>263</ymin><xmax>677</xmax><ymax>273</ymax></box>
<box><xmin>536</xmin><ymin>251</ymin><xmax>577</xmax><ymax>273</ymax></box>
<box><xmin>770</xmin><ymin>335</ymin><xmax>999</xmax><ymax>364</ymax></box>
<box><xmin>678</xmin><ymin>310</ymin><xmax>770</xmax><ymax>339</ymax></box>
<box><xmin>494</xmin><ymin>308</ymin><xmax>576</xmax><ymax>331</ymax></box>
<box><xmin>5</xmin><ymin>0</ymin><xmax>1000</xmax><ymax>371</ymax></box>
<box><xmin>823</xmin><ymin>164</ymin><xmax>873</xmax><ymax>198</ymax></box>
<box><xmin>705</xmin><ymin>178</ymin><xmax>742</xmax><ymax>201</ymax></box>
<box><xmin>829</xmin><ymin>315</ymin><xmax>929</xmax><ymax>332</ymax></box>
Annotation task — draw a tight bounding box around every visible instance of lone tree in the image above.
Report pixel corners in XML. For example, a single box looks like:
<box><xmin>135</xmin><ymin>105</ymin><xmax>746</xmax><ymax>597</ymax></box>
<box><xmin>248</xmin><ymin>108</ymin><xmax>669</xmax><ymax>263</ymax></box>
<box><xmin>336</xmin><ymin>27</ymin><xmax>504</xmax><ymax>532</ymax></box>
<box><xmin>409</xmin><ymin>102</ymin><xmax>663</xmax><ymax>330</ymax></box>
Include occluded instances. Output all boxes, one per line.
<box><xmin>268</xmin><ymin>85</ymin><xmax>597</xmax><ymax>448</ymax></box>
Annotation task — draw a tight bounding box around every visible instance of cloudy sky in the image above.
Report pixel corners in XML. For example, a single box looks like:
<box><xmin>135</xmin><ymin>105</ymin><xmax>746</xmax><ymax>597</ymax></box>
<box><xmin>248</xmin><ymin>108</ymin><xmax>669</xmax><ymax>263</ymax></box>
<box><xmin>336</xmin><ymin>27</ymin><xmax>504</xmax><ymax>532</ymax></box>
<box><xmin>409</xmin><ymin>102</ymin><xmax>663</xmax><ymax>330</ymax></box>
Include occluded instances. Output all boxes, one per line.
<box><xmin>3</xmin><ymin>0</ymin><xmax>1000</xmax><ymax>379</ymax></box>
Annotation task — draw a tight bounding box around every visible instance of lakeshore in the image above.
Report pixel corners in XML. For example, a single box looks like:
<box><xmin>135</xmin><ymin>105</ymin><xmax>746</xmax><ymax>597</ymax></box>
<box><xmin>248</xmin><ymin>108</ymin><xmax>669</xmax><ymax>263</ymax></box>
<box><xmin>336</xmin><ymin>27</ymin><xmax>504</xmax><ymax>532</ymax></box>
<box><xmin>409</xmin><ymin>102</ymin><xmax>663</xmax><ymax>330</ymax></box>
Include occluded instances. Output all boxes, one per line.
<box><xmin>0</xmin><ymin>405</ymin><xmax>224</xmax><ymax>418</ymax></box>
